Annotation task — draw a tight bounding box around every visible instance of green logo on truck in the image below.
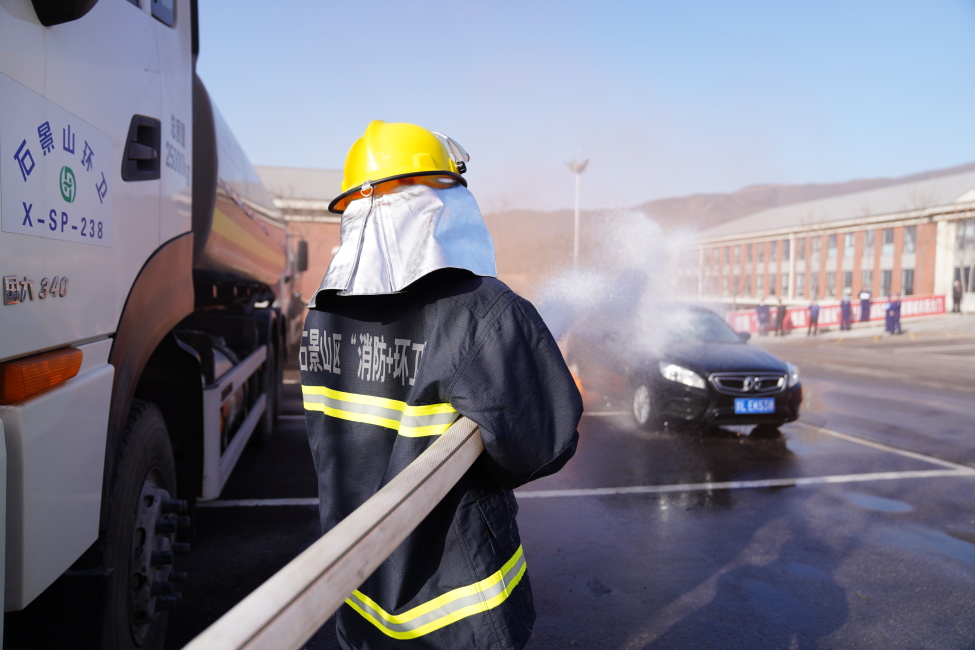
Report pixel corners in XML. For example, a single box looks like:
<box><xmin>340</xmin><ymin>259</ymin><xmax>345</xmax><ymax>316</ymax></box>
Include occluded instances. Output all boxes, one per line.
<box><xmin>59</xmin><ymin>165</ymin><xmax>76</xmax><ymax>203</ymax></box>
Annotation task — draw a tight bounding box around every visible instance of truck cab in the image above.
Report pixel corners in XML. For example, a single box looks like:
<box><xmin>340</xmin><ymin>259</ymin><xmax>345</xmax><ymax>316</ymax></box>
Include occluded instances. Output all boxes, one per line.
<box><xmin>0</xmin><ymin>1</ymin><xmax>305</xmax><ymax>647</ymax></box>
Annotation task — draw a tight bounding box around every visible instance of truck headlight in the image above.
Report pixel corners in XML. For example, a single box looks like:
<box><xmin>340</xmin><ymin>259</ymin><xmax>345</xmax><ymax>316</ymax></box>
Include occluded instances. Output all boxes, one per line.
<box><xmin>659</xmin><ymin>362</ymin><xmax>706</xmax><ymax>389</ymax></box>
<box><xmin>786</xmin><ymin>362</ymin><xmax>800</xmax><ymax>387</ymax></box>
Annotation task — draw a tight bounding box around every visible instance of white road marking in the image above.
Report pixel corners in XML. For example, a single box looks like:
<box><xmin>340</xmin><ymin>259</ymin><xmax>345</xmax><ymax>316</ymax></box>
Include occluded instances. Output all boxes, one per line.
<box><xmin>198</xmin><ymin>497</ymin><xmax>319</xmax><ymax>509</ymax></box>
<box><xmin>892</xmin><ymin>343</ymin><xmax>975</xmax><ymax>355</ymax></box>
<box><xmin>514</xmin><ymin>469</ymin><xmax>975</xmax><ymax>499</ymax></box>
<box><xmin>200</xmin><ymin>423</ymin><xmax>975</xmax><ymax>507</ymax></box>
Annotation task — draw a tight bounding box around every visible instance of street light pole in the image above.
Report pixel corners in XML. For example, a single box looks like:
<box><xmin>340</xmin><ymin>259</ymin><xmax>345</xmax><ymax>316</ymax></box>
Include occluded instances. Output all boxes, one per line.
<box><xmin>567</xmin><ymin>158</ymin><xmax>588</xmax><ymax>266</ymax></box>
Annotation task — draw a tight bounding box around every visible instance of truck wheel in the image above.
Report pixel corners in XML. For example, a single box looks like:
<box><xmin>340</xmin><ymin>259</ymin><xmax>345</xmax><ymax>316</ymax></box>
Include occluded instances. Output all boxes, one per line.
<box><xmin>103</xmin><ymin>400</ymin><xmax>184</xmax><ymax>650</ymax></box>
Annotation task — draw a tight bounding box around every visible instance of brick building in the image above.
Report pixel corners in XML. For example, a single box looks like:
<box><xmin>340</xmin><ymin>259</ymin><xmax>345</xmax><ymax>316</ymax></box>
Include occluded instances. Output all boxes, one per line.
<box><xmin>687</xmin><ymin>168</ymin><xmax>975</xmax><ymax>311</ymax></box>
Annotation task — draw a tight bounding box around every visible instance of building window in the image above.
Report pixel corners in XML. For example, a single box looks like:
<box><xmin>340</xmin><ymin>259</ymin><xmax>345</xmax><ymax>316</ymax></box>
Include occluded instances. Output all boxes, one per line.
<box><xmin>723</xmin><ymin>276</ymin><xmax>729</xmax><ymax>296</ymax></box>
<box><xmin>746</xmin><ymin>244</ymin><xmax>753</xmax><ymax>262</ymax></box>
<box><xmin>746</xmin><ymin>276</ymin><xmax>752</xmax><ymax>296</ymax></box>
<box><xmin>796</xmin><ymin>272</ymin><xmax>805</xmax><ymax>298</ymax></box>
<box><xmin>904</xmin><ymin>225</ymin><xmax>916</xmax><ymax>254</ymax></box>
<box><xmin>781</xmin><ymin>274</ymin><xmax>789</xmax><ymax>296</ymax></box>
<box><xmin>861</xmin><ymin>270</ymin><xmax>873</xmax><ymax>293</ymax></box>
<box><xmin>863</xmin><ymin>229</ymin><xmax>875</xmax><ymax>258</ymax></box>
<box><xmin>844</xmin><ymin>232</ymin><xmax>854</xmax><ymax>259</ymax></box>
<box><xmin>827</xmin><ymin>234</ymin><xmax>837</xmax><ymax>258</ymax></box>
<box><xmin>955</xmin><ymin>266</ymin><xmax>972</xmax><ymax>292</ymax></box>
<box><xmin>783</xmin><ymin>239</ymin><xmax>791</xmax><ymax>261</ymax></box>
<box><xmin>843</xmin><ymin>271</ymin><xmax>852</xmax><ymax>293</ymax></box>
<box><xmin>881</xmin><ymin>269</ymin><xmax>893</xmax><ymax>297</ymax></box>
<box><xmin>811</xmin><ymin>237</ymin><xmax>821</xmax><ymax>259</ymax></box>
<box><xmin>882</xmin><ymin>228</ymin><xmax>895</xmax><ymax>256</ymax></box>
<box><xmin>756</xmin><ymin>274</ymin><xmax>764</xmax><ymax>297</ymax></box>
<box><xmin>725</xmin><ymin>246</ymin><xmax>730</xmax><ymax>264</ymax></box>
<box><xmin>810</xmin><ymin>274</ymin><xmax>819</xmax><ymax>299</ymax></box>
<box><xmin>770</xmin><ymin>240</ymin><xmax>778</xmax><ymax>263</ymax></box>
<box><xmin>758</xmin><ymin>243</ymin><xmax>765</xmax><ymax>263</ymax></box>
<box><xmin>797</xmin><ymin>237</ymin><xmax>805</xmax><ymax>261</ymax></box>
<box><xmin>826</xmin><ymin>272</ymin><xmax>836</xmax><ymax>297</ymax></box>
<box><xmin>769</xmin><ymin>273</ymin><xmax>776</xmax><ymax>296</ymax></box>
<box><xmin>734</xmin><ymin>245</ymin><xmax>741</xmax><ymax>263</ymax></box>
<box><xmin>958</xmin><ymin>218</ymin><xmax>975</xmax><ymax>251</ymax></box>
<box><xmin>902</xmin><ymin>269</ymin><xmax>914</xmax><ymax>296</ymax></box>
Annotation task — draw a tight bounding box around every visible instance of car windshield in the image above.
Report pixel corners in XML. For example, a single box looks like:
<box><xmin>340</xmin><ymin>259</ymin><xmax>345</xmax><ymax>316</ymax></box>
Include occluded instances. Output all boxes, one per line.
<box><xmin>662</xmin><ymin>308</ymin><xmax>742</xmax><ymax>344</ymax></box>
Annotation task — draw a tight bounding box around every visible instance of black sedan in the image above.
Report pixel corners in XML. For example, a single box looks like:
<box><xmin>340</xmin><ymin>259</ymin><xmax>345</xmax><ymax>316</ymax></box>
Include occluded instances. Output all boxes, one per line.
<box><xmin>566</xmin><ymin>303</ymin><xmax>802</xmax><ymax>434</ymax></box>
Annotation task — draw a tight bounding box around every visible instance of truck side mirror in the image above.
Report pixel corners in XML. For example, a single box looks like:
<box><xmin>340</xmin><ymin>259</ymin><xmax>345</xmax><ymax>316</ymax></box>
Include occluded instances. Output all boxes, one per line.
<box><xmin>296</xmin><ymin>240</ymin><xmax>308</xmax><ymax>273</ymax></box>
<box><xmin>31</xmin><ymin>0</ymin><xmax>97</xmax><ymax>26</ymax></box>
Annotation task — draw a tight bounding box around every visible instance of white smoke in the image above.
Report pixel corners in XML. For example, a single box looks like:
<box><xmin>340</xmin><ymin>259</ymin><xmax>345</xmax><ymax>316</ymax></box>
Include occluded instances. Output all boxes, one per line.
<box><xmin>535</xmin><ymin>210</ymin><xmax>699</xmax><ymax>356</ymax></box>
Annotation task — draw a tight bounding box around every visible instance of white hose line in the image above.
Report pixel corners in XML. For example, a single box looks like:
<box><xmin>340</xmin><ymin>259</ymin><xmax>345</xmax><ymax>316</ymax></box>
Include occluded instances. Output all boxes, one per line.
<box><xmin>183</xmin><ymin>417</ymin><xmax>483</xmax><ymax>650</ymax></box>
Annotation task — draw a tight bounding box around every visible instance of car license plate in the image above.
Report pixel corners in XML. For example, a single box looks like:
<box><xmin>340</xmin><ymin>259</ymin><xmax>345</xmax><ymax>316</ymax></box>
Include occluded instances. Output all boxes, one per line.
<box><xmin>734</xmin><ymin>398</ymin><xmax>775</xmax><ymax>414</ymax></box>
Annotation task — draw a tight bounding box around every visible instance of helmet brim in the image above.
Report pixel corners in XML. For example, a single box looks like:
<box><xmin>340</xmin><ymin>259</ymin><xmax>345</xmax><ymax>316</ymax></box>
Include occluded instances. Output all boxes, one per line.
<box><xmin>328</xmin><ymin>171</ymin><xmax>467</xmax><ymax>214</ymax></box>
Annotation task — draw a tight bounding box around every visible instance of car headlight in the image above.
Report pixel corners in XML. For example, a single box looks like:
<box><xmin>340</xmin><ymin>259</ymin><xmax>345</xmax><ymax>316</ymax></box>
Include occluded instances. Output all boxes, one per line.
<box><xmin>786</xmin><ymin>362</ymin><xmax>800</xmax><ymax>387</ymax></box>
<box><xmin>659</xmin><ymin>362</ymin><xmax>706</xmax><ymax>389</ymax></box>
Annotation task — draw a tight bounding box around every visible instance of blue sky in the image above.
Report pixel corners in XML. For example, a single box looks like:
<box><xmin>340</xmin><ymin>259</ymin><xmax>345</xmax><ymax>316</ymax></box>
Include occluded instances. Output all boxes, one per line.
<box><xmin>196</xmin><ymin>1</ymin><xmax>975</xmax><ymax>213</ymax></box>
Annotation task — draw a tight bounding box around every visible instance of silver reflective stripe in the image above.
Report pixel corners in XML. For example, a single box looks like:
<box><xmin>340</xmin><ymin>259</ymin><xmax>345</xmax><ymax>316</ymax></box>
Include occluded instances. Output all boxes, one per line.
<box><xmin>345</xmin><ymin>546</ymin><xmax>527</xmax><ymax>639</ymax></box>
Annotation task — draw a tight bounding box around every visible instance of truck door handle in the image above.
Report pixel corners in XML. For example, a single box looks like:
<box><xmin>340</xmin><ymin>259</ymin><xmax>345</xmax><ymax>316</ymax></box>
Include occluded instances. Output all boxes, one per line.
<box><xmin>122</xmin><ymin>115</ymin><xmax>161</xmax><ymax>181</ymax></box>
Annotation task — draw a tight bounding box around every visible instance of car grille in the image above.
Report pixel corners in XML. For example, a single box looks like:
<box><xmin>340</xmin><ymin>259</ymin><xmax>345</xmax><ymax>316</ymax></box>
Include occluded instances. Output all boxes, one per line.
<box><xmin>709</xmin><ymin>372</ymin><xmax>786</xmax><ymax>396</ymax></box>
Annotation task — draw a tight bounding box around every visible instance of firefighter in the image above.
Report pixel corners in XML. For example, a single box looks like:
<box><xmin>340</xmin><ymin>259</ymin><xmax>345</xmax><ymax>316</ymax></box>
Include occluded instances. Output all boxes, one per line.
<box><xmin>300</xmin><ymin>121</ymin><xmax>582</xmax><ymax>649</ymax></box>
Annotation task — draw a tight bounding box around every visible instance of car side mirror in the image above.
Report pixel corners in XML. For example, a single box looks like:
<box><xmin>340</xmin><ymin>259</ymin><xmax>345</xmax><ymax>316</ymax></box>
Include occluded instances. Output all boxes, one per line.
<box><xmin>737</xmin><ymin>331</ymin><xmax>751</xmax><ymax>342</ymax></box>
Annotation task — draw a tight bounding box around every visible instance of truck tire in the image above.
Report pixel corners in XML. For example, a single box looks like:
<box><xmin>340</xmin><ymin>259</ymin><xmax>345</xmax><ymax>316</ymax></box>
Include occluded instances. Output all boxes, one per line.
<box><xmin>102</xmin><ymin>400</ymin><xmax>183</xmax><ymax>650</ymax></box>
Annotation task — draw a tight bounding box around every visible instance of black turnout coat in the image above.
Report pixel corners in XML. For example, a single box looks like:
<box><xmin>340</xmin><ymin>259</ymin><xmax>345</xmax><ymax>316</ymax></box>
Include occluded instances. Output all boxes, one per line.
<box><xmin>300</xmin><ymin>269</ymin><xmax>582</xmax><ymax>649</ymax></box>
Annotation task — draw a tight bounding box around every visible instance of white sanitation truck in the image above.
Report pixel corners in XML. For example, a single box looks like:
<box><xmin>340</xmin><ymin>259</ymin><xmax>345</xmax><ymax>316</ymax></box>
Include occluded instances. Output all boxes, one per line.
<box><xmin>0</xmin><ymin>1</ymin><xmax>307</xmax><ymax>647</ymax></box>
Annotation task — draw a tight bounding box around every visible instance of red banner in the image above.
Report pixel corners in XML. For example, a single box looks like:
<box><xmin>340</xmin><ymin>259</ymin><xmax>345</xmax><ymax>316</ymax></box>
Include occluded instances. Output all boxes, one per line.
<box><xmin>726</xmin><ymin>295</ymin><xmax>946</xmax><ymax>334</ymax></box>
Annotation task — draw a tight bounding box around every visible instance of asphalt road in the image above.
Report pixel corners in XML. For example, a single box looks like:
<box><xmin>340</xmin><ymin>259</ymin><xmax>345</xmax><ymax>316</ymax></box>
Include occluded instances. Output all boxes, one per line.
<box><xmin>166</xmin><ymin>314</ymin><xmax>975</xmax><ymax>649</ymax></box>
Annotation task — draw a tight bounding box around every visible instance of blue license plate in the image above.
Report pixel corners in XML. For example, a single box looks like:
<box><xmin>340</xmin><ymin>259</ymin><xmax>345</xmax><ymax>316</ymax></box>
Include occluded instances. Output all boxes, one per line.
<box><xmin>734</xmin><ymin>398</ymin><xmax>775</xmax><ymax>415</ymax></box>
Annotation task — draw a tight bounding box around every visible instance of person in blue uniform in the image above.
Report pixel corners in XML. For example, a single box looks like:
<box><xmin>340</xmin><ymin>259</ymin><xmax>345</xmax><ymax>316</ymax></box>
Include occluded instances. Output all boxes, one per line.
<box><xmin>886</xmin><ymin>293</ymin><xmax>902</xmax><ymax>334</ymax></box>
<box><xmin>839</xmin><ymin>290</ymin><xmax>852</xmax><ymax>330</ymax></box>
<box><xmin>756</xmin><ymin>297</ymin><xmax>770</xmax><ymax>336</ymax></box>
<box><xmin>300</xmin><ymin>121</ymin><xmax>582</xmax><ymax>650</ymax></box>
<box><xmin>858</xmin><ymin>287</ymin><xmax>872</xmax><ymax>322</ymax></box>
<box><xmin>807</xmin><ymin>299</ymin><xmax>820</xmax><ymax>336</ymax></box>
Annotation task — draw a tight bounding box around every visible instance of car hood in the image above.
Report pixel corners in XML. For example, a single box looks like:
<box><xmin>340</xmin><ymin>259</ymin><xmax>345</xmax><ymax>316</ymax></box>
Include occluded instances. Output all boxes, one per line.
<box><xmin>661</xmin><ymin>341</ymin><xmax>789</xmax><ymax>375</ymax></box>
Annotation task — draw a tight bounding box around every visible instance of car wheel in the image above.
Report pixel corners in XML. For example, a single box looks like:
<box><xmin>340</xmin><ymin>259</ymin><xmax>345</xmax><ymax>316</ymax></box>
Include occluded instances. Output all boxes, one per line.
<box><xmin>631</xmin><ymin>382</ymin><xmax>660</xmax><ymax>430</ymax></box>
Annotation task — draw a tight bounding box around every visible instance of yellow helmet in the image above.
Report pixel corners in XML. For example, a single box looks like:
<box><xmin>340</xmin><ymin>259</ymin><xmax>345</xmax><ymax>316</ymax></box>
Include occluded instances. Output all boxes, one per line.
<box><xmin>328</xmin><ymin>120</ymin><xmax>469</xmax><ymax>213</ymax></box>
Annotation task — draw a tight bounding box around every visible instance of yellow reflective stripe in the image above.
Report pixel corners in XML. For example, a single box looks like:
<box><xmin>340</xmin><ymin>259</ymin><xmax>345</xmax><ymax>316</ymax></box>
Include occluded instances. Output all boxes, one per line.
<box><xmin>345</xmin><ymin>546</ymin><xmax>527</xmax><ymax>639</ymax></box>
<box><xmin>302</xmin><ymin>385</ymin><xmax>457</xmax><ymax>437</ymax></box>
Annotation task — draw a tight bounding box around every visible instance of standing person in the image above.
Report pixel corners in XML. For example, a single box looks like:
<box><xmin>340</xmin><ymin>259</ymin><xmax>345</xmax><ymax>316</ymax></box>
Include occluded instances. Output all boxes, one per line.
<box><xmin>839</xmin><ymin>290</ymin><xmax>852</xmax><ymax>330</ymax></box>
<box><xmin>300</xmin><ymin>121</ymin><xmax>581</xmax><ymax>649</ymax></box>
<box><xmin>953</xmin><ymin>278</ymin><xmax>963</xmax><ymax>313</ymax></box>
<box><xmin>807</xmin><ymin>298</ymin><xmax>820</xmax><ymax>336</ymax></box>
<box><xmin>887</xmin><ymin>293</ymin><xmax>903</xmax><ymax>334</ymax></box>
<box><xmin>774</xmin><ymin>297</ymin><xmax>787</xmax><ymax>336</ymax></box>
<box><xmin>858</xmin><ymin>286</ymin><xmax>872</xmax><ymax>322</ymax></box>
<box><xmin>756</xmin><ymin>297</ymin><xmax>769</xmax><ymax>336</ymax></box>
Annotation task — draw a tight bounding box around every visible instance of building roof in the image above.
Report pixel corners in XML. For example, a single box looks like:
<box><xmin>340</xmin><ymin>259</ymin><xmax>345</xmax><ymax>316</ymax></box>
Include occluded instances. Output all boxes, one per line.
<box><xmin>699</xmin><ymin>168</ymin><xmax>975</xmax><ymax>242</ymax></box>
<box><xmin>255</xmin><ymin>166</ymin><xmax>343</xmax><ymax>201</ymax></box>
